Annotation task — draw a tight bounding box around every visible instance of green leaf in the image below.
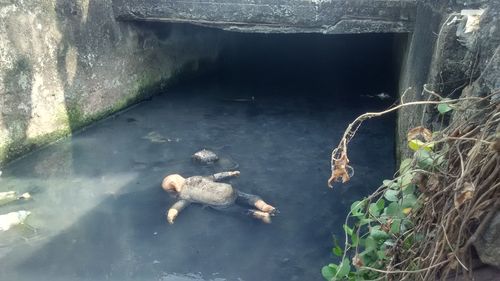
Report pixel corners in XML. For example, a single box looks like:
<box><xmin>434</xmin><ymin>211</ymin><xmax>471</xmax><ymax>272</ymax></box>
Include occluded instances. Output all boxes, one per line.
<box><xmin>376</xmin><ymin>198</ymin><xmax>385</xmax><ymax>210</ymax></box>
<box><xmin>402</xmin><ymin>183</ymin><xmax>415</xmax><ymax>195</ymax></box>
<box><xmin>399</xmin><ymin>158</ymin><xmax>413</xmax><ymax>174</ymax></box>
<box><xmin>322</xmin><ymin>264</ymin><xmax>337</xmax><ymax>280</ymax></box>
<box><xmin>332</xmin><ymin>237</ymin><xmax>344</xmax><ymax>257</ymax></box>
<box><xmin>343</xmin><ymin>224</ymin><xmax>354</xmax><ymax>236</ymax></box>
<box><xmin>369</xmin><ymin>202</ymin><xmax>381</xmax><ymax>217</ymax></box>
<box><xmin>415</xmin><ymin>149</ymin><xmax>434</xmax><ymax>170</ymax></box>
<box><xmin>384</xmin><ymin>189</ymin><xmax>399</xmax><ymax>202</ymax></box>
<box><xmin>401</xmin><ymin>194</ymin><xmax>417</xmax><ymax>209</ymax></box>
<box><xmin>351</xmin><ymin>200</ymin><xmax>366</xmax><ymax>217</ymax></box>
<box><xmin>437</xmin><ymin>103</ymin><xmax>453</xmax><ymax>114</ymax></box>
<box><xmin>359</xmin><ymin>218</ymin><xmax>374</xmax><ymax>226</ymax></box>
<box><xmin>364</xmin><ymin>236</ymin><xmax>377</xmax><ymax>251</ymax></box>
<box><xmin>370</xmin><ymin>226</ymin><xmax>389</xmax><ymax>240</ymax></box>
<box><xmin>336</xmin><ymin>259</ymin><xmax>351</xmax><ymax>278</ymax></box>
<box><xmin>332</xmin><ymin>246</ymin><xmax>343</xmax><ymax>257</ymax></box>
<box><xmin>377</xmin><ymin>250</ymin><xmax>387</xmax><ymax>260</ymax></box>
<box><xmin>390</xmin><ymin>219</ymin><xmax>402</xmax><ymax>234</ymax></box>
<box><xmin>408</xmin><ymin>139</ymin><xmax>434</xmax><ymax>152</ymax></box>
<box><xmin>400</xmin><ymin>172</ymin><xmax>414</xmax><ymax>189</ymax></box>
<box><xmin>351</xmin><ymin>233</ymin><xmax>359</xmax><ymax>247</ymax></box>
<box><xmin>382</xmin><ymin>180</ymin><xmax>393</xmax><ymax>187</ymax></box>
<box><xmin>383</xmin><ymin>179</ymin><xmax>398</xmax><ymax>189</ymax></box>
<box><xmin>384</xmin><ymin>239</ymin><xmax>396</xmax><ymax>247</ymax></box>
<box><xmin>385</xmin><ymin>202</ymin><xmax>404</xmax><ymax>218</ymax></box>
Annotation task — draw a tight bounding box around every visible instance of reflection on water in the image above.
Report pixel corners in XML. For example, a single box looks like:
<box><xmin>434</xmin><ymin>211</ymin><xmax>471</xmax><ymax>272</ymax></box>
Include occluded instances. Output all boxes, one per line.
<box><xmin>0</xmin><ymin>81</ymin><xmax>395</xmax><ymax>280</ymax></box>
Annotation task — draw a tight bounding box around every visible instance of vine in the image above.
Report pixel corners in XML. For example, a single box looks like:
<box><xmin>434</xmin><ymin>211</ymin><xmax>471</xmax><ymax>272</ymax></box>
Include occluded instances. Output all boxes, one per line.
<box><xmin>323</xmin><ymin>90</ymin><xmax>499</xmax><ymax>280</ymax></box>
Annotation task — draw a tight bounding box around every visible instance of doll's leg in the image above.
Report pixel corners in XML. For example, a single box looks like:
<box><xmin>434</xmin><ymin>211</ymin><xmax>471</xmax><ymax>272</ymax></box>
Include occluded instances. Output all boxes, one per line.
<box><xmin>235</xmin><ymin>190</ymin><xmax>276</xmax><ymax>214</ymax></box>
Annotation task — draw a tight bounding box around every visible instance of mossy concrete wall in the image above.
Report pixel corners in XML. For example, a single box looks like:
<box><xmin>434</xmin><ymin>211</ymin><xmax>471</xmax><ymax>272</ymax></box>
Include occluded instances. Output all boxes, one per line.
<box><xmin>0</xmin><ymin>0</ymin><xmax>220</xmax><ymax>166</ymax></box>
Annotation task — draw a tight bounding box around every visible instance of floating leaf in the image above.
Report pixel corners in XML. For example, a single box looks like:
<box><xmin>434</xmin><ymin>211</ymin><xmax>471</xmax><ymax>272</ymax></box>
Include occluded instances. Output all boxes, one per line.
<box><xmin>407</xmin><ymin>126</ymin><xmax>433</xmax><ymax>142</ymax></box>
<box><xmin>437</xmin><ymin>103</ymin><xmax>453</xmax><ymax>114</ymax></box>
<box><xmin>454</xmin><ymin>182</ymin><xmax>475</xmax><ymax>209</ymax></box>
<box><xmin>384</xmin><ymin>189</ymin><xmax>399</xmax><ymax>202</ymax></box>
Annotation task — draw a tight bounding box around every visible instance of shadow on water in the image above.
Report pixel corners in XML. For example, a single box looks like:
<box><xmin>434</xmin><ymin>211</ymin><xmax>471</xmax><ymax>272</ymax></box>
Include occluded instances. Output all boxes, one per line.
<box><xmin>0</xmin><ymin>30</ymin><xmax>402</xmax><ymax>280</ymax></box>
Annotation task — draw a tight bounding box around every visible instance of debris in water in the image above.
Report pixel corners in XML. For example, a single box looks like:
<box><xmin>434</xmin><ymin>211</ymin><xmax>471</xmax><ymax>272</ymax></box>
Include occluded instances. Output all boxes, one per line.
<box><xmin>192</xmin><ymin>149</ymin><xmax>219</xmax><ymax>164</ymax></box>
<box><xmin>142</xmin><ymin>131</ymin><xmax>167</xmax><ymax>143</ymax></box>
<box><xmin>0</xmin><ymin>210</ymin><xmax>31</xmax><ymax>231</ymax></box>
<box><xmin>0</xmin><ymin>191</ymin><xmax>31</xmax><ymax>206</ymax></box>
<box><xmin>361</xmin><ymin>92</ymin><xmax>391</xmax><ymax>100</ymax></box>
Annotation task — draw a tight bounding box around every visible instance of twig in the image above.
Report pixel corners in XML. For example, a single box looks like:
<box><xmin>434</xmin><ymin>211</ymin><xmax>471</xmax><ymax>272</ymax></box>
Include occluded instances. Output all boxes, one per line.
<box><xmin>360</xmin><ymin>260</ymin><xmax>448</xmax><ymax>274</ymax></box>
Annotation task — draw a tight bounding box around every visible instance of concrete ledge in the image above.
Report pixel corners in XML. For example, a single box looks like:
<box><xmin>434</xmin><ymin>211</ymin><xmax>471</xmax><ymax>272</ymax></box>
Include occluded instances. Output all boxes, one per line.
<box><xmin>113</xmin><ymin>0</ymin><xmax>417</xmax><ymax>34</ymax></box>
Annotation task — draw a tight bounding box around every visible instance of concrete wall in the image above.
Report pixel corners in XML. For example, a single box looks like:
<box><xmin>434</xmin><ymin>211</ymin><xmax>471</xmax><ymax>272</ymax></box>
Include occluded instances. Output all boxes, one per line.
<box><xmin>396</xmin><ymin>0</ymin><xmax>498</xmax><ymax>159</ymax></box>
<box><xmin>0</xmin><ymin>0</ymin><xmax>220</xmax><ymax>165</ymax></box>
<box><xmin>113</xmin><ymin>0</ymin><xmax>417</xmax><ymax>34</ymax></box>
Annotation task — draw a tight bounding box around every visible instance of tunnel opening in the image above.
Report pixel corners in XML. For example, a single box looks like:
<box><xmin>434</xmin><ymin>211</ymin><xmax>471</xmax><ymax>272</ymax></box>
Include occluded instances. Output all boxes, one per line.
<box><xmin>163</xmin><ymin>24</ymin><xmax>409</xmax><ymax>105</ymax></box>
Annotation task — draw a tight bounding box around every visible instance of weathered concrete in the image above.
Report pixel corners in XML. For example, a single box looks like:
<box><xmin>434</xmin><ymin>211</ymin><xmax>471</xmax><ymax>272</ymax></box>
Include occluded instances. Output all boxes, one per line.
<box><xmin>396</xmin><ymin>0</ymin><xmax>500</xmax><ymax>268</ymax></box>
<box><xmin>475</xmin><ymin>211</ymin><xmax>500</xmax><ymax>268</ymax></box>
<box><xmin>113</xmin><ymin>0</ymin><xmax>417</xmax><ymax>34</ymax></box>
<box><xmin>396</xmin><ymin>1</ymin><xmax>445</xmax><ymax>159</ymax></box>
<box><xmin>396</xmin><ymin>0</ymin><xmax>499</xmax><ymax>159</ymax></box>
<box><xmin>0</xmin><ymin>1</ymin><xmax>221</xmax><ymax>165</ymax></box>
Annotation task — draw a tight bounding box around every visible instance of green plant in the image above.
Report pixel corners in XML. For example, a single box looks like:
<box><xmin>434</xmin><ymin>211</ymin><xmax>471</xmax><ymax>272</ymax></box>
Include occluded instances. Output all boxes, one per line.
<box><xmin>323</xmin><ymin>126</ymin><xmax>448</xmax><ymax>281</ymax></box>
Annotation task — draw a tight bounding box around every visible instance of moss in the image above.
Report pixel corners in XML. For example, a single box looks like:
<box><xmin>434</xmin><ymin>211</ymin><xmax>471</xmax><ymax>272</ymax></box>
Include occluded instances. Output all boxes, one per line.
<box><xmin>0</xmin><ymin>58</ymin><xmax>213</xmax><ymax>167</ymax></box>
<box><xmin>63</xmin><ymin>72</ymin><xmax>170</xmax><ymax>133</ymax></box>
<box><xmin>0</xmin><ymin>128</ymin><xmax>71</xmax><ymax>167</ymax></box>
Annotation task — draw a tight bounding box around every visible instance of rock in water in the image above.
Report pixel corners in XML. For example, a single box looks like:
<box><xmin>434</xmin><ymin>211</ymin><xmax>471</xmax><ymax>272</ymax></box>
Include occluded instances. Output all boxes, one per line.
<box><xmin>0</xmin><ymin>210</ymin><xmax>31</xmax><ymax>231</ymax></box>
<box><xmin>192</xmin><ymin>149</ymin><xmax>219</xmax><ymax>164</ymax></box>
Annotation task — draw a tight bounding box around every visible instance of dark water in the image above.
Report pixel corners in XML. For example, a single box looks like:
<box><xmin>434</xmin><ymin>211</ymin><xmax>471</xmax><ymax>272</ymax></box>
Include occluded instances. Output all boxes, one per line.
<box><xmin>0</xmin><ymin>31</ymin><xmax>401</xmax><ymax>281</ymax></box>
<box><xmin>0</xmin><ymin>82</ymin><xmax>395</xmax><ymax>281</ymax></box>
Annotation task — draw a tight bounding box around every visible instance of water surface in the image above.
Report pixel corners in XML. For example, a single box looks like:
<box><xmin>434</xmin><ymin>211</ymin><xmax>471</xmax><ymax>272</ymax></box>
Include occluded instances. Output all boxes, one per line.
<box><xmin>0</xmin><ymin>81</ymin><xmax>395</xmax><ymax>281</ymax></box>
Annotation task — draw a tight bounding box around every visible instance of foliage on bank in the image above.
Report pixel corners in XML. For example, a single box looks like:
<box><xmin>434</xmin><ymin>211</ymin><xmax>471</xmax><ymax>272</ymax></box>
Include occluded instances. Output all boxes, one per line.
<box><xmin>323</xmin><ymin>91</ymin><xmax>499</xmax><ymax>280</ymax></box>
